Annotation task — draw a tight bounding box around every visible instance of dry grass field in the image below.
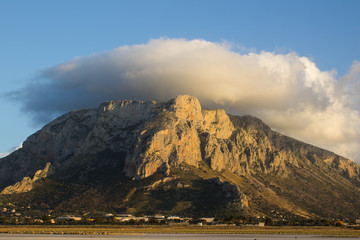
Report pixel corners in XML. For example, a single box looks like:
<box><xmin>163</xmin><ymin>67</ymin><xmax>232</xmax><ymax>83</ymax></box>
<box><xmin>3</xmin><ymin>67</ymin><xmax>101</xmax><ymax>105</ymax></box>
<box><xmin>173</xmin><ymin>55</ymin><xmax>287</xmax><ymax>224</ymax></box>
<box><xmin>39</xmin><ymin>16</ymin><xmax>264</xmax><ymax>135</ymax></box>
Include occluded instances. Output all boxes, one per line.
<box><xmin>0</xmin><ymin>225</ymin><xmax>358</xmax><ymax>237</ymax></box>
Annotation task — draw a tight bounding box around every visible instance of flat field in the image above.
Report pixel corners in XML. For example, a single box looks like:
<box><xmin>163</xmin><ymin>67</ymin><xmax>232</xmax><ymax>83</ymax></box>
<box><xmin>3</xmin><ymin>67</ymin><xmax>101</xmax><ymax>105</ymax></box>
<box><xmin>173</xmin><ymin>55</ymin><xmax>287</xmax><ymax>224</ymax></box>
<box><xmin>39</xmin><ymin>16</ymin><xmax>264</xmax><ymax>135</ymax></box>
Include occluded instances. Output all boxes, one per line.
<box><xmin>0</xmin><ymin>225</ymin><xmax>359</xmax><ymax>237</ymax></box>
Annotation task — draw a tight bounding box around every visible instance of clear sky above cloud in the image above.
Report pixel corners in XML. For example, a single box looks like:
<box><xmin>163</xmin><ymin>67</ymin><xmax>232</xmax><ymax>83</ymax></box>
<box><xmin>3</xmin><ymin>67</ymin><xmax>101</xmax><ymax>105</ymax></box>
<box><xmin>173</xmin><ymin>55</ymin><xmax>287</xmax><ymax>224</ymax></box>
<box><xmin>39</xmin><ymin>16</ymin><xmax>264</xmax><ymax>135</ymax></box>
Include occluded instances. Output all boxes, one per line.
<box><xmin>0</xmin><ymin>0</ymin><xmax>360</xmax><ymax>161</ymax></box>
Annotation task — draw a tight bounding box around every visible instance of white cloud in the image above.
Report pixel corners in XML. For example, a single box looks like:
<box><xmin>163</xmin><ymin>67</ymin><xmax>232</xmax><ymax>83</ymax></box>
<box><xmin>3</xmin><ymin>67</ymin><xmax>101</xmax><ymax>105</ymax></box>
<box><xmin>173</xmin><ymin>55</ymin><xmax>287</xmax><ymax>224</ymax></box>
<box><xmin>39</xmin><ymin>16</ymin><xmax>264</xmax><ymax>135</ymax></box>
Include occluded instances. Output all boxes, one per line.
<box><xmin>0</xmin><ymin>143</ymin><xmax>23</xmax><ymax>158</ymax></box>
<box><xmin>339</xmin><ymin>60</ymin><xmax>360</xmax><ymax>110</ymax></box>
<box><xmin>10</xmin><ymin>38</ymin><xmax>360</xmax><ymax>162</ymax></box>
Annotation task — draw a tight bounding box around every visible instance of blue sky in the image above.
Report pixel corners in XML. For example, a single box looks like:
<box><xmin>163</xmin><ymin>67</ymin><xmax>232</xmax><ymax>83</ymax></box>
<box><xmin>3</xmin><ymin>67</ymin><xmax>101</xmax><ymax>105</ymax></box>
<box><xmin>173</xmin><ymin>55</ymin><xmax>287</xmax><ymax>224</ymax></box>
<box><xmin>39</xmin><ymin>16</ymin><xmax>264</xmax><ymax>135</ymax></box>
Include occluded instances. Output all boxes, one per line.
<box><xmin>0</xmin><ymin>0</ymin><xmax>360</xmax><ymax>158</ymax></box>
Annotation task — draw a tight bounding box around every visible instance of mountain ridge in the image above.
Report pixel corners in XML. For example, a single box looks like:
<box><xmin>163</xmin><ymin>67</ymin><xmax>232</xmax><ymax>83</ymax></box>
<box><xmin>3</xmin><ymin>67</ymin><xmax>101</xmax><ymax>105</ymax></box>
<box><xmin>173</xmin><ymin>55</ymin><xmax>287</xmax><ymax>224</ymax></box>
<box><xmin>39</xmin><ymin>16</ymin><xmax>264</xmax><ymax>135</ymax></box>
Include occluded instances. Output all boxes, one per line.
<box><xmin>1</xmin><ymin>95</ymin><xmax>360</xmax><ymax>219</ymax></box>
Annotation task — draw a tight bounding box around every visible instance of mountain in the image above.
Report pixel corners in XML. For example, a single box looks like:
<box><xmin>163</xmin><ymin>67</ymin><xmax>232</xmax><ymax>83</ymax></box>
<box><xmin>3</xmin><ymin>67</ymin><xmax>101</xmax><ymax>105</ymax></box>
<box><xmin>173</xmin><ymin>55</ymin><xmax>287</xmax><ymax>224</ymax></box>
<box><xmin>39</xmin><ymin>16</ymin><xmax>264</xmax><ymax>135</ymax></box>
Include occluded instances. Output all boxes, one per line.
<box><xmin>1</xmin><ymin>95</ymin><xmax>360</xmax><ymax>219</ymax></box>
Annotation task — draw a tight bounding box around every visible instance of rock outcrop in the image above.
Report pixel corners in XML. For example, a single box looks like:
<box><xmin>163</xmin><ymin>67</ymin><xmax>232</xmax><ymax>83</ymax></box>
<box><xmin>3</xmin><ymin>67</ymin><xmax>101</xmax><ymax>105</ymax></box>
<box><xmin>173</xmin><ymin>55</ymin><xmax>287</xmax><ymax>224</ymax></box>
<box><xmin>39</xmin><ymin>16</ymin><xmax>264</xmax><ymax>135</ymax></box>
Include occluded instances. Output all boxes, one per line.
<box><xmin>1</xmin><ymin>162</ymin><xmax>51</xmax><ymax>194</ymax></box>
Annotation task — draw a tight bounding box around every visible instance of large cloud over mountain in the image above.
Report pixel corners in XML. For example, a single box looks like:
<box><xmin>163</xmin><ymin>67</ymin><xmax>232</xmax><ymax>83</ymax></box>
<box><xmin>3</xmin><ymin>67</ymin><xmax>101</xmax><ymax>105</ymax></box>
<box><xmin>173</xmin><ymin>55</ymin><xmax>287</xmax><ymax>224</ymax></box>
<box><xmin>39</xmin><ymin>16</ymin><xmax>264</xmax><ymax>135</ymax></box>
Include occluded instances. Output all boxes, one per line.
<box><xmin>10</xmin><ymin>38</ymin><xmax>360</xmax><ymax>161</ymax></box>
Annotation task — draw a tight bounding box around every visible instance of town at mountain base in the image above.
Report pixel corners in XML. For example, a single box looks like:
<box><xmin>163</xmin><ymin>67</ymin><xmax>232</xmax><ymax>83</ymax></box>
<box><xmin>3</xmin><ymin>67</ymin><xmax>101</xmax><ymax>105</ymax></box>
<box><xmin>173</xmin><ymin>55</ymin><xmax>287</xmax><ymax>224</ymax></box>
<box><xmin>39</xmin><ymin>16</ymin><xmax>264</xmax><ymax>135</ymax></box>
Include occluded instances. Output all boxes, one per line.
<box><xmin>1</xmin><ymin>95</ymin><xmax>360</xmax><ymax>223</ymax></box>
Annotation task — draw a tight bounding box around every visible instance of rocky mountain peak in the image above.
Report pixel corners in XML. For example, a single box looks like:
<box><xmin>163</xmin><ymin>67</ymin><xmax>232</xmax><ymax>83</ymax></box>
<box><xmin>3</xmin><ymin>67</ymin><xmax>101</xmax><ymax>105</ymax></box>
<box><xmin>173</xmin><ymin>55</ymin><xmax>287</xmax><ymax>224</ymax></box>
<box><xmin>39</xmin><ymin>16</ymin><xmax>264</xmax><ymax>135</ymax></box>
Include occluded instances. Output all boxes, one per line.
<box><xmin>123</xmin><ymin>95</ymin><xmax>235</xmax><ymax>178</ymax></box>
<box><xmin>1</xmin><ymin>95</ymin><xmax>358</xmax><ymax>182</ymax></box>
<box><xmin>1</xmin><ymin>95</ymin><xmax>360</xmax><ymax>219</ymax></box>
<box><xmin>170</xmin><ymin>95</ymin><xmax>203</xmax><ymax>121</ymax></box>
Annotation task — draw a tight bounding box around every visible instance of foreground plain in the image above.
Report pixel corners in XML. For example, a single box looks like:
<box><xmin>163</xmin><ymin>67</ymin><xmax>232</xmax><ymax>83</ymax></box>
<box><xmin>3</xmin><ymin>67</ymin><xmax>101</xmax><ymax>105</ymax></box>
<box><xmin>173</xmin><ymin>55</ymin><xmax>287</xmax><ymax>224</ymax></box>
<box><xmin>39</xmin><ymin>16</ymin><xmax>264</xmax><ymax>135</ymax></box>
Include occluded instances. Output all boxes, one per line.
<box><xmin>0</xmin><ymin>225</ymin><xmax>359</xmax><ymax>238</ymax></box>
<box><xmin>1</xmin><ymin>233</ymin><xmax>360</xmax><ymax>240</ymax></box>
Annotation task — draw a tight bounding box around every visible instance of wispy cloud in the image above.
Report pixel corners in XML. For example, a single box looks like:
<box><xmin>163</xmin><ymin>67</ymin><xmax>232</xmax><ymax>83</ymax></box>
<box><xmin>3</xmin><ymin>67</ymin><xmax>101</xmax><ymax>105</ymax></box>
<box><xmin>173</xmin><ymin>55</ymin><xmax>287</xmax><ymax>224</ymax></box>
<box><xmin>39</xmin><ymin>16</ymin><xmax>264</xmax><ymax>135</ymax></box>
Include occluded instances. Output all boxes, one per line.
<box><xmin>9</xmin><ymin>38</ymin><xmax>360</xmax><ymax>162</ymax></box>
<box><xmin>0</xmin><ymin>143</ymin><xmax>23</xmax><ymax>158</ymax></box>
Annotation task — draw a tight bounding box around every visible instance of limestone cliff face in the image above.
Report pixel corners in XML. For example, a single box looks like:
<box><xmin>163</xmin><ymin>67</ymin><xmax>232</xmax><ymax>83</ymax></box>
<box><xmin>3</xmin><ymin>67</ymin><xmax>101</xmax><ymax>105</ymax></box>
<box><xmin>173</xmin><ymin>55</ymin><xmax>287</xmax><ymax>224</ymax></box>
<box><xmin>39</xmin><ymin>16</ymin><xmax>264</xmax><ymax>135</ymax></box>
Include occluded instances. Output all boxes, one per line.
<box><xmin>125</xmin><ymin>95</ymin><xmax>235</xmax><ymax>178</ymax></box>
<box><xmin>0</xmin><ymin>95</ymin><xmax>359</xmax><ymax>189</ymax></box>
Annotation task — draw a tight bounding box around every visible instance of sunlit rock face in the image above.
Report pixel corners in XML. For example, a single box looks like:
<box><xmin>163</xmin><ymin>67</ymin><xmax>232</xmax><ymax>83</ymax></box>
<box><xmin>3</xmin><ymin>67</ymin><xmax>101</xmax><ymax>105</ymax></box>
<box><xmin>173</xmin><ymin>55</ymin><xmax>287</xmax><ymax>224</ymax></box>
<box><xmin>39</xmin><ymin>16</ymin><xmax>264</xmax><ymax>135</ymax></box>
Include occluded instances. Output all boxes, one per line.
<box><xmin>124</xmin><ymin>95</ymin><xmax>236</xmax><ymax>178</ymax></box>
<box><xmin>1</xmin><ymin>163</ymin><xmax>51</xmax><ymax>194</ymax></box>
